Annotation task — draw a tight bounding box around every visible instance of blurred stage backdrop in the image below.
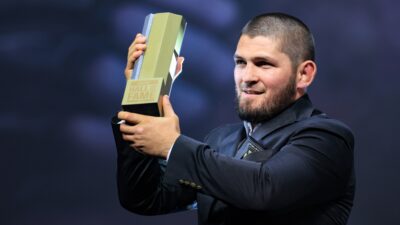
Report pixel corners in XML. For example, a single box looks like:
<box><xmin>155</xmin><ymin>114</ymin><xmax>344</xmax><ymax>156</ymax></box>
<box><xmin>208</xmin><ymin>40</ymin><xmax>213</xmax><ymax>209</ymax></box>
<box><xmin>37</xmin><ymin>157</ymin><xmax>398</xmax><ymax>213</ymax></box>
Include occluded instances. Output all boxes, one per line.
<box><xmin>1</xmin><ymin>0</ymin><xmax>399</xmax><ymax>224</ymax></box>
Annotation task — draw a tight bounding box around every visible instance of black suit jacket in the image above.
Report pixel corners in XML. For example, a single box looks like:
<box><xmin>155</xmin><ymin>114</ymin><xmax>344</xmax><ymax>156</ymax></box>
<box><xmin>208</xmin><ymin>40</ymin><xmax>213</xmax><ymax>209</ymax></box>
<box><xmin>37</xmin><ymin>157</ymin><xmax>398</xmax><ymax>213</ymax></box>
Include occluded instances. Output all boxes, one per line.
<box><xmin>112</xmin><ymin>95</ymin><xmax>355</xmax><ymax>225</ymax></box>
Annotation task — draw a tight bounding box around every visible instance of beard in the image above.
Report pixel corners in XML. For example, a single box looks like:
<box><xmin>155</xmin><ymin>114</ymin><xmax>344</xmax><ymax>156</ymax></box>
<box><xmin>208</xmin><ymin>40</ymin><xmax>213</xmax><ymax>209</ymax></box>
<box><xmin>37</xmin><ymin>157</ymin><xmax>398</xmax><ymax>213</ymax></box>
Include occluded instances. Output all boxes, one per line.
<box><xmin>235</xmin><ymin>75</ymin><xmax>297</xmax><ymax>124</ymax></box>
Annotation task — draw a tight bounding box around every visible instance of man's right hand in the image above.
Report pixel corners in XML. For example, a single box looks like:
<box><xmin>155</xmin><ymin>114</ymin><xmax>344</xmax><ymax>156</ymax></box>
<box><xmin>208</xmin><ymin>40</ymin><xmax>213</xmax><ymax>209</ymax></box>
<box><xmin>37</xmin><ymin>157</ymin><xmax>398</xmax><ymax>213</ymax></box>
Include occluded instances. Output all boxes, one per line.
<box><xmin>125</xmin><ymin>33</ymin><xmax>147</xmax><ymax>80</ymax></box>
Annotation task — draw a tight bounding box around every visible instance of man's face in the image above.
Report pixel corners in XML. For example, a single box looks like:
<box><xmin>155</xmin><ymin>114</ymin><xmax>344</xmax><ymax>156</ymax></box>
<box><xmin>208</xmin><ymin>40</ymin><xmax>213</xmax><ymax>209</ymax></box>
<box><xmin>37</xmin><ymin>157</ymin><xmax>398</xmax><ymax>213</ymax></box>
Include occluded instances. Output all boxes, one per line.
<box><xmin>234</xmin><ymin>35</ymin><xmax>297</xmax><ymax>123</ymax></box>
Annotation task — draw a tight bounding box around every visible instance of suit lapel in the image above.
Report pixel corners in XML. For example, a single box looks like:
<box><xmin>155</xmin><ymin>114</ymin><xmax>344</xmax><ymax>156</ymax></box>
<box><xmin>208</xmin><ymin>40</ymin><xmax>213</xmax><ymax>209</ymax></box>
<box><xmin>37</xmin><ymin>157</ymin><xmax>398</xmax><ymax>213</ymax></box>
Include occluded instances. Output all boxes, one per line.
<box><xmin>235</xmin><ymin>95</ymin><xmax>315</xmax><ymax>160</ymax></box>
<box><xmin>252</xmin><ymin>94</ymin><xmax>315</xmax><ymax>141</ymax></box>
<box><xmin>202</xmin><ymin>95</ymin><xmax>317</xmax><ymax>220</ymax></box>
<box><xmin>217</xmin><ymin>126</ymin><xmax>246</xmax><ymax>157</ymax></box>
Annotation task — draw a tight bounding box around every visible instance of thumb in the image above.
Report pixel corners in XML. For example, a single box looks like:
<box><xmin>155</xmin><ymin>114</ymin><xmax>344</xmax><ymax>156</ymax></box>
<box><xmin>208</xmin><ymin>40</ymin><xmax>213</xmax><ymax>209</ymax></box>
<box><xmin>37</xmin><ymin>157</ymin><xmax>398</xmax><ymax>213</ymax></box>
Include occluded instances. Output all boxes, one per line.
<box><xmin>118</xmin><ymin>111</ymin><xmax>148</xmax><ymax>124</ymax></box>
<box><xmin>174</xmin><ymin>56</ymin><xmax>184</xmax><ymax>79</ymax></box>
<box><xmin>162</xmin><ymin>95</ymin><xmax>176</xmax><ymax>117</ymax></box>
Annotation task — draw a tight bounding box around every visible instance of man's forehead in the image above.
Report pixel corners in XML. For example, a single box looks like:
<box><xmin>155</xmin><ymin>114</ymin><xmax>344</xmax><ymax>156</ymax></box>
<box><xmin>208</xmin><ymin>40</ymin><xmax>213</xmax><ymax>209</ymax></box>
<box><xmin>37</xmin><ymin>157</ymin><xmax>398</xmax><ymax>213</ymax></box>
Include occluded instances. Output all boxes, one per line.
<box><xmin>235</xmin><ymin>35</ymin><xmax>284</xmax><ymax>57</ymax></box>
<box><xmin>238</xmin><ymin>34</ymin><xmax>281</xmax><ymax>44</ymax></box>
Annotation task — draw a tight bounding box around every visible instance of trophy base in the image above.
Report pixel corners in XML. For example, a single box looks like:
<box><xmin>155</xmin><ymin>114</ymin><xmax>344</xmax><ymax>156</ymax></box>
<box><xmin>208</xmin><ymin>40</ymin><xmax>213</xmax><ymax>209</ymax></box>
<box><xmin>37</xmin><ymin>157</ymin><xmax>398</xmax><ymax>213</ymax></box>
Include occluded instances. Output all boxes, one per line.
<box><xmin>122</xmin><ymin>103</ymin><xmax>160</xmax><ymax>117</ymax></box>
<box><xmin>121</xmin><ymin>78</ymin><xmax>167</xmax><ymax>116</ymax></box>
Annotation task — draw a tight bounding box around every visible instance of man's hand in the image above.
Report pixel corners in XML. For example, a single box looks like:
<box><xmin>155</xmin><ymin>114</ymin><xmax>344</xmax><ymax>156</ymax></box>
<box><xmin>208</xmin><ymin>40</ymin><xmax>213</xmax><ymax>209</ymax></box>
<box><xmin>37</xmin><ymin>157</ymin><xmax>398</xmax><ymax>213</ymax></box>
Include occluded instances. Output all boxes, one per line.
<box><xmin>125</xmin><ymin>33</ymin><xmax>146</xmax><ymax>79</ymax></box>
<box><xmin>118</xmin><ymin>95</ymin><xmax>181</xmax><ymax>159</ymax></box>
<box><xmin>125</xmin><ymin>33</ymin><xmax>184</xmax><ymax>80</ymax></box>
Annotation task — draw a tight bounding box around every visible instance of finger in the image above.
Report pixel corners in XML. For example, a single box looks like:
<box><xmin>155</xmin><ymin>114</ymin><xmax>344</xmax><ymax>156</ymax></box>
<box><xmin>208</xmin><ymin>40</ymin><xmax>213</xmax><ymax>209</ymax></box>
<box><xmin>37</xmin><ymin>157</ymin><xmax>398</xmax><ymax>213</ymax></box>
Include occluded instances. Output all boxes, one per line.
<box><xmin>174</xmin><ymin>56</ymin><xmax>184</xmax><ymax>79</ymax></box>
<box><xmin>128</xmin><ymin>38</ymin><xmax>146</xmax><ymax>55</ymax></box>
<box><xmin>128</xmin><ymin>36</ymin><xmax>146</xmax><ymax>60</ymax></box>
<box><xmin>129</xmin><ymin>34</ymin><xmax>146</xmax><ymax>48</ymax></box>
<box><xmin>135</xmin><ymin>36</ymin><xmax>147</xmax><ymax>44</ymax></box>
<box><xmin>135</xmin><ymin>34</ymin><xmax>146</xmax><ymax>43</ymax></box>
<box><xmin>128</xmin><ymin>44</ymin><xmax>147</xmax><ymax>58</ymax></box>
<box><xmin>162</xmin><ymin>95</ymin><xmax>176</xmax><ymax>117</ymax></box>
<box><xmin>127</xmin><ymin>50</ymin><xmax>144</xmax><ymax>66</ymax></box>
<box><xmin>118</xmin><ymin>111</ymin><xmax>150</xmax><ymax>124</ymax></box>
<box><xmin>119</xmin><ymin>123</ymin><xmax>135</xmax><ymax>134</ymax></box>
<box><xmin>135</xmin><ymin>43</ymin><xmax>147</xmax><ymax>51</ymax></box>
<box><xmin>122</xmin><ymin>129</ymin><xmax>145</xmax><ymax>142</ymax></box>
<box><xmin>177</xmin><ymin>56</ymin><xmax>184</xmax><ymax>68</ymax></box>
<box><xmin>125</xmin><ymin>50</ymin><xmax>144</xmax><ymax>78</ymax></box>
<box><xmin>134</xmin><ymin>33</ymin><xmax>143</xmax><ymax>39</ymax></box>
<box><xmin>122</xmin><ymin>124</ymin><xmax>144</xmax><ymax>136</ymax></box>
<box><xmin>125</xmin><ymin>34</ymin><xmax>147</xmax><ymax>80</ymax></box>
<box><xmin>126</xmin><ymin>42</ymin><xmax>146</xmax><ymax>68</ymax></box>
<box><xmin>122</xmin><ymin>133</ymin><xmax>135</xmax><ymax>142</ymax></box>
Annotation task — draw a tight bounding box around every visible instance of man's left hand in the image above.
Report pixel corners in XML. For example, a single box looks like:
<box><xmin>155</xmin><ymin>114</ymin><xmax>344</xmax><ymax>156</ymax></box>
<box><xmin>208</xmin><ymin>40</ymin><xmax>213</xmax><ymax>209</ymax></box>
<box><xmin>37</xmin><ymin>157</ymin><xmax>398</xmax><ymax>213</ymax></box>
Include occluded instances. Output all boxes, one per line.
<box><xmin>118</xmin><ymin>95</ymin><xmax>181</xmax><ymax>159</ymax></box>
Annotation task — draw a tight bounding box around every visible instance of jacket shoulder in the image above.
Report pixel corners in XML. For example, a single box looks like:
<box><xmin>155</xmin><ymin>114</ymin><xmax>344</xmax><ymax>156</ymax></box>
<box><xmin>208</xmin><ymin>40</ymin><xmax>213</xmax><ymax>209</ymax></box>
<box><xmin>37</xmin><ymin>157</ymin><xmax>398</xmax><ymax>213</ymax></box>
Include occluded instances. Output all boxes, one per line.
<box><xmin>296</xmin><ymin>114</ymin><xmax>354</xmax><ymax>147</ymax></box>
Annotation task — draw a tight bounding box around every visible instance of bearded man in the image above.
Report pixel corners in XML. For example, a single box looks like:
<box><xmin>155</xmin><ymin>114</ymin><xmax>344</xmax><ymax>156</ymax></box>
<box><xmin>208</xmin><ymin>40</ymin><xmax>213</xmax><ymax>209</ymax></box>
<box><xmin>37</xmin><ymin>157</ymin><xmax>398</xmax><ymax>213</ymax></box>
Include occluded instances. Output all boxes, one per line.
<box><xmin>112</xmin><ymin>12</ymin><xmax>355</xmax><ymax>225</ymax></box>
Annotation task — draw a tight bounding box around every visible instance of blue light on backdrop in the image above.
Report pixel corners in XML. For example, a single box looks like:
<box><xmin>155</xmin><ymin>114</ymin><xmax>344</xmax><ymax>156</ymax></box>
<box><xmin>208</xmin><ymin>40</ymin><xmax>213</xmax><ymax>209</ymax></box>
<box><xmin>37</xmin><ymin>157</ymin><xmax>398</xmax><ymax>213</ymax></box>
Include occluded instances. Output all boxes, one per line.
<box><xmin>1</xmin><ymin>0</ymin><xmax>400</xmax><ymax>224</ymax></box>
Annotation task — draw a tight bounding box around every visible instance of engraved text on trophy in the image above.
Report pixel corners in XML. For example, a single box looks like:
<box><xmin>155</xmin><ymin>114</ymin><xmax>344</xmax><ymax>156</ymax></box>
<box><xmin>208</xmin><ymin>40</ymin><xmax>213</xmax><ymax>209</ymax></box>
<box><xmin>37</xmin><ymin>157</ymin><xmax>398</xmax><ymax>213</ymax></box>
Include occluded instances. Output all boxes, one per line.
<box><xmin>127</xmin><ymin>80</ymin><xmax>159</xmax><ymax>103</ymax></box>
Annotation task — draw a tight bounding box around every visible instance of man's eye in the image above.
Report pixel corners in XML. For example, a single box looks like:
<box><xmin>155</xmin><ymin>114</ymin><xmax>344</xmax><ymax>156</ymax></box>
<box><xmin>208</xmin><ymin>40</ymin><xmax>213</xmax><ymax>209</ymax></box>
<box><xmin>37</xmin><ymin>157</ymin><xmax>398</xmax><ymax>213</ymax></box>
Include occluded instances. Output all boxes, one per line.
<box><xmin>235</xmin><ymin>60</ymin><xmax>246</xmax><ymax>65</ymax></box>
<box><xmin>255</xmin><ymin>61</ymin><xmax>272</xmax><ymax>67</ymax></box>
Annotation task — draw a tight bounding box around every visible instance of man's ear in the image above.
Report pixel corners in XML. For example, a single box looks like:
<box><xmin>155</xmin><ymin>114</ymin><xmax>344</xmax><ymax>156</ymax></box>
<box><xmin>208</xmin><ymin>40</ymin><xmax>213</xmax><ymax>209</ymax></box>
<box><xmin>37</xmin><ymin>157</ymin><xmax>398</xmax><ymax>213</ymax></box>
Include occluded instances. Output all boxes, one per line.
<box><xmin>296</xmin><ymin>60</ymin><xmax>317</xmax><ymax>89</ymax></box>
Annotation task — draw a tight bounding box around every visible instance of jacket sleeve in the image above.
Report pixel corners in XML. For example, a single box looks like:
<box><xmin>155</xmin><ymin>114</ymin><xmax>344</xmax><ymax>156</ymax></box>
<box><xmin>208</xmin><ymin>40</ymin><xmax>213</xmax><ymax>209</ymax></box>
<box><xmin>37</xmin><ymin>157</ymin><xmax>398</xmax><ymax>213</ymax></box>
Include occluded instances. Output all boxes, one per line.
<box><xmin>112</xmin><ymin>118</ymin><xmax>197</xmax><ymax>215</ymax></box>
<box><xmin>162</xmin><ymin>121</ymin><xmax>354</xmax><ymax>211</ymax></box>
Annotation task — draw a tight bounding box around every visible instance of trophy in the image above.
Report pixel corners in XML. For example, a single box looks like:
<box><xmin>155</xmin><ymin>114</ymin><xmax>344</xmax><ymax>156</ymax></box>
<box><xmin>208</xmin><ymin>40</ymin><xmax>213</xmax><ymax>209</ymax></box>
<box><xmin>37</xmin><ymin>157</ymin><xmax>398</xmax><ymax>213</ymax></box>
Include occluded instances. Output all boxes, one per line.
<box><xmin>121</xmin><ymin>12</ymin><xmax>187</xmax><ymax>116</ymax></box>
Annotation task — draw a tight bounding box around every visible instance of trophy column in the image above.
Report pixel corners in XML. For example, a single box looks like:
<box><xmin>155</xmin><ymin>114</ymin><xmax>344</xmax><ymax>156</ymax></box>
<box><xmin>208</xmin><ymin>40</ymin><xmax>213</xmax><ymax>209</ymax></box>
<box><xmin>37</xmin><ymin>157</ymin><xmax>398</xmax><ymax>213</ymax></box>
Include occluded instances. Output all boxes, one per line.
<box><xmin>121</xmin><ymin>12</ymin><xmax>187</xmax><ymax>117</ymax></box>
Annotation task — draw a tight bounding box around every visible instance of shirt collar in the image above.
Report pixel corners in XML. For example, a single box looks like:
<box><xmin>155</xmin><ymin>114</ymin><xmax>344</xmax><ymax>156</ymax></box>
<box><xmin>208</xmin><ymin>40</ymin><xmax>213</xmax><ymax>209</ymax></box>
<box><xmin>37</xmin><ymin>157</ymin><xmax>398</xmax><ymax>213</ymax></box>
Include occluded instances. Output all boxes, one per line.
<box><xmin>243</xmin><ymin>121</ymin><xmax>261</xmax><ymax>137</ymax></box>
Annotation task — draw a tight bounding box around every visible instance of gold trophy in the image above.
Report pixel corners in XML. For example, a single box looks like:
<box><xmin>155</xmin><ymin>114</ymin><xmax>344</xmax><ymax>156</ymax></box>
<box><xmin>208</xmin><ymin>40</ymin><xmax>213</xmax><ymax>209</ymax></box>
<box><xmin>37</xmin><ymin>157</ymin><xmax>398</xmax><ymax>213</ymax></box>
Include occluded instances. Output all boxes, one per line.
<box><xmin>121</xmin><ymin>12</ymin><xmax>187</xmax><ymax>116</ymax></box>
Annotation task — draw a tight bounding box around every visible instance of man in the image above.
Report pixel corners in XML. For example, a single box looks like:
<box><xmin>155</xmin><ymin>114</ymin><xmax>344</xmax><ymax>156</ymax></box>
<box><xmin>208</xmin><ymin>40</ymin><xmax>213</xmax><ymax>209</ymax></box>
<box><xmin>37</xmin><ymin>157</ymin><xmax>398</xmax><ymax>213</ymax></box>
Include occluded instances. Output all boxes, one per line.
<box><xmin>112</xmin><ymin>12</ymin><xmax>355</xmax><ymax>225</ymax></box>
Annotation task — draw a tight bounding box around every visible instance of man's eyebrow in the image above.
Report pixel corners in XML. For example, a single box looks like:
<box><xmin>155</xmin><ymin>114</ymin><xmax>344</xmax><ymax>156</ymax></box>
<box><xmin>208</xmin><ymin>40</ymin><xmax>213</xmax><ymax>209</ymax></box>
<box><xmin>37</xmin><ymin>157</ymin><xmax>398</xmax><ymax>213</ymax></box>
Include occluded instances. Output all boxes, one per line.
<box><xmin>253</xmin><ymin>56</ymin><xmax>274</xmax><ymax>61</ymax></box>
<box><xmin>233</xmin><ymin>54</ymin><xmax>242</xmax><ymax>59</ymax></box>
<box><xmin>234</xmin><ymin>54</ymin><xmax>276</xmax><ymax>62</ymax></box>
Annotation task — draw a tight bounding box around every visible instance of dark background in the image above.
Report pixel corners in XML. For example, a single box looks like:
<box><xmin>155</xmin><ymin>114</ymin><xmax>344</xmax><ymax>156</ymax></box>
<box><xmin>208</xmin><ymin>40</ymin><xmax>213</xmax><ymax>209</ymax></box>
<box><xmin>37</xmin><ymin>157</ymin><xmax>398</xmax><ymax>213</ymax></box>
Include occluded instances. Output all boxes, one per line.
<box><xmin>2</xmin><ymin>0</ymin><xmax>399</xmax><ymax>224</ymax></box>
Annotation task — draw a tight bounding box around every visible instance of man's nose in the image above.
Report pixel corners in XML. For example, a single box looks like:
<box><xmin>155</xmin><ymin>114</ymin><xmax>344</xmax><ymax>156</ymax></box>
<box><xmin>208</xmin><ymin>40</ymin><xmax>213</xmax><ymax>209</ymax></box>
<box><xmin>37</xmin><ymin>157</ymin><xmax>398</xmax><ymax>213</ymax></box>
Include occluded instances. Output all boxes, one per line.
<box><xmin>242</xmin><ymin>64</ymin><xmax>259</xmax><ymax>84</ymax></box>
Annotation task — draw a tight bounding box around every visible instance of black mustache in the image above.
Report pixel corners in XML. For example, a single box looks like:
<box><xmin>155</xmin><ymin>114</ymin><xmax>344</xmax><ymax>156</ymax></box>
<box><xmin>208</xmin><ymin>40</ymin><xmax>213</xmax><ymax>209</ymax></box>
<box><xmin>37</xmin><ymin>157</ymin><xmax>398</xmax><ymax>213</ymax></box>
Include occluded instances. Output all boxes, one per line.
<box><xmin>239</xmin><ymin>83</ymin><xmax>264</xmax><ymax>94</ymax></box>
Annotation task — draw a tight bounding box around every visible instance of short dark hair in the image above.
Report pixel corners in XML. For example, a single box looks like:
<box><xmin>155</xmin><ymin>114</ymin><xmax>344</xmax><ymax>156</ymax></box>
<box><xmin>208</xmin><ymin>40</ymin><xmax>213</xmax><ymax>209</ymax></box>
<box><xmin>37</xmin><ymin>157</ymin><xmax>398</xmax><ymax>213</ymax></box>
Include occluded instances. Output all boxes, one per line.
<box><xmin>241</xmin><ymin>12</ymin><xmax>315</xmax><ymax>70</ymax></box>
